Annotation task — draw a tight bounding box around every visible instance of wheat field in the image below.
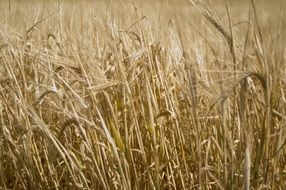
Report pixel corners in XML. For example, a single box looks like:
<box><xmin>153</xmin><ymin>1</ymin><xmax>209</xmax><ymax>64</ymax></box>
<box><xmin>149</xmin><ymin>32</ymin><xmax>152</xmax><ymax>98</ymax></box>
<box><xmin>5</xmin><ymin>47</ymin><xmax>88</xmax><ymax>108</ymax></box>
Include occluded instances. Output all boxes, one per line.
<box><xmin>0</xmin><ymin>0</ymin><xmax>285</xmax><ymax>189</ymax></box>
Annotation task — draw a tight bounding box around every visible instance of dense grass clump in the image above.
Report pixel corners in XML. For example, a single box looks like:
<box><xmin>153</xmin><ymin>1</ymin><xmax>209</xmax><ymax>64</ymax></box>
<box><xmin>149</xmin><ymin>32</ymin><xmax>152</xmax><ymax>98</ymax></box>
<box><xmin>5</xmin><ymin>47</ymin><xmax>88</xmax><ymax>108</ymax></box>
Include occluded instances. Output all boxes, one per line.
<box><xmin>0</xmin><ymin>0</ymin><xmax>285</xmax><ymax>189</ymax></box>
